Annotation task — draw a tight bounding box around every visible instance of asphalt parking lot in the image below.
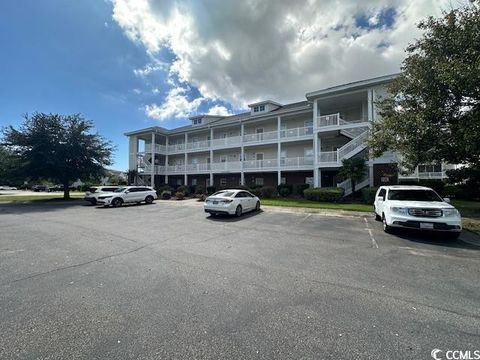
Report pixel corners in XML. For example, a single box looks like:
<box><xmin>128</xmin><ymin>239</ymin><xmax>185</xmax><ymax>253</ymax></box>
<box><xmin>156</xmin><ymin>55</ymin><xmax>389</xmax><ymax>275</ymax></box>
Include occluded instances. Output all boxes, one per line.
<box><xmin>1</xmin><ymin>200</ymin><xmax>479</xmax><ymax>359</ymax></box>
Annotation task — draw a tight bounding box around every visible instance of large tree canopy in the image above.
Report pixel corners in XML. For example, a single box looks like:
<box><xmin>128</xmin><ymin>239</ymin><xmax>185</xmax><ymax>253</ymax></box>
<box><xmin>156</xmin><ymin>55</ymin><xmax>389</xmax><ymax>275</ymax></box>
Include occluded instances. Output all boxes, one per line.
<box><xmin>2</xmin><ymin>113</ymin><xmax>115</xmax><ymax>199</ymax></box>
<box><xmin>369</xmin><ymin>2</ymin><xmax>480</xmax><ymax>172</ymax></box>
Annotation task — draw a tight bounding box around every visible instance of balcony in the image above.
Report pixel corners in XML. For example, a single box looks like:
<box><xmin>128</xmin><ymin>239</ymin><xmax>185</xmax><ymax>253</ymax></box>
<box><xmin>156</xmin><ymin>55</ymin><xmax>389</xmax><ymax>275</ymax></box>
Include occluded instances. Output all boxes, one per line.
<box><xmin>211</xmin><ymin>161</ymin><xmax>242</xmax><ymax>172</ymax></box>
<box><xmin>280</xmin><ymin>126</ymin><xmax>313</xmax><ymax>141</ymax></box>
<box><xmin>187</xmin><ymin>140</ymin><xmax>211</xmax><ymax>151</ymax></box>
<box><xmin>280</xmin><ymin>157</ymin><xmax>314</xmax><ymax>169</ymax></box>
<box><xmin>317</xmin><ymin>113</ymin><xmax>369</xmax><ymax>132</ymax></box>
<box><xmin>211</xmin><ymin>136</ymin><xmax>242</xmax><ymax>148</ymax></box>
<box><xmin>167</xmin><ymin>164</ymin><xmax>186</xmax><ymax>173</ymax></box>
<box><xmin>243</xmin><ymin>130</ymin><xmax>278</xmax><ymax>144</ymax></box>
<box><xmin>167</xmin><ymin>143</ymin><xmax>185</xmax><ymax>153</ymax></box>
<box><xmin>142</xmin><ymin>165</ymin><xmax>166</xmax><ymax>174</ymax></box>
<box><xmin>144</xmin><ymin>144</ymin><xmax>167</xmax><ymax>153</ymax></box>
<box><xmin>186</xmin><ymin>163</ymin><xmax>211</xmax><ymax>173</ymax></box>
<box><xmin>243</xmin><ymin>159</ymin><xmax>278</xmax><ymax>170</ymax></box>
<box><xmin>399</xmin><ymin>171</ymin><xmax>446</xmax><ymax>179</ymax></box>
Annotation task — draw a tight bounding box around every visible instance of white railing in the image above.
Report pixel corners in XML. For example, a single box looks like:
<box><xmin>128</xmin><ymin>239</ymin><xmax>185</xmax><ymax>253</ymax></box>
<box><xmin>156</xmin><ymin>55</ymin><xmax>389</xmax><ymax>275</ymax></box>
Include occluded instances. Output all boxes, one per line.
<box><xmin>318</xmin><ymin>113</ymin><xmax>369</xmax><ymax>128</ymax></box>
<box><xmin>186</xmin><ymin>163</ymin><xmax>211</xmax><ymax>172</ymax></box>
<box><xmin>399</xmin><ymin>171</ymin><xmax>446</xmax><ymax>179</ymax></box>
<box><xmin>243</xmin><ymin>130</ymin><xmax>278</xmax><ymax>143</ymax></box>
<box><xmin>280</xmin><ymin>157</ymin><xmax>314</xmax><ymax>168</ymax></box>
<box><xmin>187</xmin><ymin>140</ymin><xmax>211</xmax><ymax>150</ymax></box>
<box><xmin>318</xmin><ymin>151</ymin><xmax>338</xmax><ymax>164</ymax></box>
<box><xmin>337</xmin><ymin>131</ymin><xmax>369</xmax><ymax>159</ymax></box>
<box><xmin>211</xmin><ymin>136</ymin><xmax>242</xmax><ymax>148</ymax></box>
<box><xmin>167</xmin><ymin>164</ymin><xmax>186</xmax><ymax>173</ymax></box>
<box><xmin>280</xmin><ymin>126</ymin><xmax>313</xmax><ymax>139</ymax></box>
<box><xmin>243</xmin><ymin>159</ymin><xmax>278</xmax><ymax>169</ymax></box>
<box><xmin>143</xmin><ymin>165</ymin><xmax>166</xmax><ymax>174</ymax></box>
<box><xmin>167</xmin><ymin>143</ymin><xmax>185</xmax><ymax>153</ymax></box>
<box><xmin>211</xmin><ymin>161</ymin><xmax>242</xmax><ymax>171</ymax></box>
<box><xmin>337</xmin><ymin>175</ymin><xmax>370</xmax><ymax>196</ymax></box>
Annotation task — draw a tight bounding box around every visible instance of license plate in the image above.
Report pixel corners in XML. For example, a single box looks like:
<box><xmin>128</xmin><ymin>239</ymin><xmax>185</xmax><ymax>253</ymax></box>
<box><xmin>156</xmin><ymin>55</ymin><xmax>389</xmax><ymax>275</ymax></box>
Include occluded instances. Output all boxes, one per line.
<box><xmin>420</xmin><ymin>223</ymin><xmax>434</xmax><ymax>229</ymax></box>
<box><xmin>213</xmin><ymin>201</ymin><xmax>218</xmax><ymax>205</ymax></box>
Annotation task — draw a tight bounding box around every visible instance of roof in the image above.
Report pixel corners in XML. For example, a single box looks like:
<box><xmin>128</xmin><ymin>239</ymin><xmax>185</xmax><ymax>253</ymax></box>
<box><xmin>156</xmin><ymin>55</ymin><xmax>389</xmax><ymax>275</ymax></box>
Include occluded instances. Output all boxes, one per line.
<box><xmin>305</xmin><ymin>73</ymin><xmax>399</xmax><ymax>100</ymax></box>
<box><xmin>380</xmin><ymin>185</ymin><xmax>433</xmax><ymax>190</ymax></box>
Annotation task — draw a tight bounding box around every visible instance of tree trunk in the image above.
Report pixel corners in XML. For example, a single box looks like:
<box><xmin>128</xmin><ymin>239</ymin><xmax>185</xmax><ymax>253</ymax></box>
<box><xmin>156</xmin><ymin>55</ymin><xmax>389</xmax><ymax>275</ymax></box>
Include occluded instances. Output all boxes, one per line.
<box><xmin>63</xmin><ymin>183</ymin><xmax>70</xmax><ymax>200</ymax></box>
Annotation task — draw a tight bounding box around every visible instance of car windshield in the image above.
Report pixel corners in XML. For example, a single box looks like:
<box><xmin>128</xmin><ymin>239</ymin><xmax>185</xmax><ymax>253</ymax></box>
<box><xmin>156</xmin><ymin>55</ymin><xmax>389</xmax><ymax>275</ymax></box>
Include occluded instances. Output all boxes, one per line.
<box><xmin>87</xmin><ymin>187</ymin><xmax>97</xmax><ymax>193</ymax></box>
<box><xmin>388</xmin><ymin>189</ymin><xmax>443</xmax><ymax>202</ymax></box>
<box><xmin>211</xmin><ymin>191</ymin><xmax>235</xmax><ymax>197</ymax></box>
<box><xmin>114</xmin><ymin>187</ymin><xmax>127</xmax><ymax>193</ymax></box>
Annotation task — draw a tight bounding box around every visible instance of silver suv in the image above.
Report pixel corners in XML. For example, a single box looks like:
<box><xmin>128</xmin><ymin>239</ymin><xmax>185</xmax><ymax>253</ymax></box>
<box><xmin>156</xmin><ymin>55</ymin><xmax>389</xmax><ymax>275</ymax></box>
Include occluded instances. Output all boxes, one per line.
<box><xmin>96</xmin><ymin>186</ymin><xmax>157</xmax><ymax>207</ymax></box>
<box><xmin>84</xmin><ymin>186</ymin><xmax>120</xmax><ymax>205</ymax></box>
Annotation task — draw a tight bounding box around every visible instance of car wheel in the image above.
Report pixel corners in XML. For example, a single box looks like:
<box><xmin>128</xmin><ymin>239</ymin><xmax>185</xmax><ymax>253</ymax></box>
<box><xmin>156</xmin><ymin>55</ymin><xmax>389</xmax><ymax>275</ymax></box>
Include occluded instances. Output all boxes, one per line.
<box><xmin>382</xmin><ymin>215</ymin><xmax>392</xmax><ymax>233</ymax></box>
<box><xmin>375</xmin><ymin>212</ymin><xmax>381</xmax><ymax>221</ymax></box>
<box><xmin>145</xmin><ymin>195</ymin><xmax>154</xmax><ymax>204</ymax></box>
<box><xmin>91</xmin><ymin>199</ymin><xmax>97</xmax><ymax>205</ymax></box>
<box><xmin>235</xmin><ymin>205</ymin><xmax>242</xmax><ymax>217</ymax></box>
<box><xmin>112</xmin><ymin>198</ymin><xmax>123</xmax><ymax>207</ymax></box>
<box><xmin>255</xmin><ymin>201</ymin><xmax>260</xmax><ymax>211</ymax></box>
<box><xmin>449</xmin><ymin>232</ymin><xmax>461</xmax><ymax>240</ymax></box>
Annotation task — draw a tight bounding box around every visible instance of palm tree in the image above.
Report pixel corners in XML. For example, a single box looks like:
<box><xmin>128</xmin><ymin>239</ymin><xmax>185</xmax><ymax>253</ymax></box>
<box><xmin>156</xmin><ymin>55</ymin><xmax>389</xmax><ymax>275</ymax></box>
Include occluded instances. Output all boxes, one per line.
<box><xmin>338</xmin><ymin>157</ymin><xmax>367</xmax><ymax>198</ymax></box>
<box><xmin>126</xmin><ymin>169</ymin><xmax>138</xmax><ymax>185</ymax></box>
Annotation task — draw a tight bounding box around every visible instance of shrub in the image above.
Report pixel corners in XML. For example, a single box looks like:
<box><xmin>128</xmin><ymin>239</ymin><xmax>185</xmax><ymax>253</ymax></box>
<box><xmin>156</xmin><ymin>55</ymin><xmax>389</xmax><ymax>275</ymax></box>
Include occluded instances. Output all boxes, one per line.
<box><xmin>295</xmin><ymin>184</ymin><xmax>310</xmax><ymax>197</ymax></box>
<box><xmin>175</xmin><ymin>191</ymin><xmax>185</xmax><ymax>200</ymax></box>
<box><xmin>197</xmin><ymin>194</ymin><xmax>207</xmax><ymax>202</ymax></box>
<box><xmin>176</xmin><ymin>185</ymin><xmax>190</xmax><ymax>196</ymax></box>
<box><xmin>156</xmin><ymin>185</ymin><xmax>173</xmax><ymax>197</ymax></box>
<box><xmin>399</xmin><ymin>179</ymin><xmax>445</xmax><ymax>194</ymax></box>
<box><xmin>206</xmin><ymin>186</ymin><xmax>216</xmax><ymax>195</ymax></box>
<box><xmin>161</xmin><ymin>190</ymin><xmax>172</xmax><ymax>200</ymax></box>
<box><xmin>194</xmin><ymin>185</ymin><xmax>205</xmax><ymax>195</ymax></box>
<box><xmin>361</xmin><ymin>187</ymin><xmax>378</xmax><ymax>204</ymax></box>
<box><xmin>250</xmin><ymin>187</ymin><xmax>262</xmax><ymax>197</ymax></box>
<box><xmin>277</xmin><ymin>184</ymin><xmax>293</xmax><ymax>197</ymax></box>
<box><xmin>304</xmin><ymin>187</ymin><xmax>344</xmax><ymax>202</ymax></box>
<box><xmin>259</xmin><ymin>186</ymin><xmax>277</xmax><ymax>198</ymax></box>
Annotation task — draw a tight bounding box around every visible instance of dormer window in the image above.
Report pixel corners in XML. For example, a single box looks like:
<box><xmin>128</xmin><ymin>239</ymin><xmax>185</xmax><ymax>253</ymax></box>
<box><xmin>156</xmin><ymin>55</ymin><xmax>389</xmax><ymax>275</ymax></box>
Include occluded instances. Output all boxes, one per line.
<box><xmin>192</xmin><ymin>118</ymin><xmax>202</xmax><ymax>125</ymax></box>
<box><xmin>259</xmin><ymin>105</ymin><xmax>265</xmax><ymax>111</ymax></box>
<box><xmin>253</xmin><ymin>105</ymin><xmax>266</xmax><ymax>113</ymax></box>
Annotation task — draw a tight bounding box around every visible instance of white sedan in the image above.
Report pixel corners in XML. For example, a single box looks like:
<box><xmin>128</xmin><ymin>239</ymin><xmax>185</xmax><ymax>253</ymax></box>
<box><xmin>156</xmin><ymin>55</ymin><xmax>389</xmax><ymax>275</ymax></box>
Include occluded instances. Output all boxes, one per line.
<box><xmin>204</xmin><ymin>189</ymin><xmax>260</xmax><ymax>217</ymax></box>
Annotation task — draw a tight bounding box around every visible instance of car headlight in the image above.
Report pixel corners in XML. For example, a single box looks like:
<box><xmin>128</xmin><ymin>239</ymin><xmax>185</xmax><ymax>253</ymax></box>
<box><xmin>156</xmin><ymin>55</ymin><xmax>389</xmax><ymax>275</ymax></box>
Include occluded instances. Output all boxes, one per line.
<box><xmin>443</xmin><ymin>209</ymin><xmax>460</xmax><ymax>217</ymax></box>
<box><xmin>390</xmin><ymin>207</ymin><xmax>408</xmax><ymax>215</ymax></box>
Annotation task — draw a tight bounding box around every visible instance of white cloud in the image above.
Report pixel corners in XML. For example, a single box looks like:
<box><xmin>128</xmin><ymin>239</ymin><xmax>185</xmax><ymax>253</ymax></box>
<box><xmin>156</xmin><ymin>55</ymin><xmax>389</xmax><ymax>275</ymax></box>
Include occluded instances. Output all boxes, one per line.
<box><xmin>206</xmin><ymin>105</ymin><xmax>231</xmax><ymax>116</ymax></box>
<box><xmin>144</xmin><ymin>86</ymin><xmax>204</xmax><ymax>121</ymax></box>
<box><xmin>112</xmin><ymin>0</ymin><xmax>456</xmax><ymax>112</ymax></box>
<box><xmin>133</xmin><ymin>60</ymin><xmax>168</xmax><ymax>77</ymax></box>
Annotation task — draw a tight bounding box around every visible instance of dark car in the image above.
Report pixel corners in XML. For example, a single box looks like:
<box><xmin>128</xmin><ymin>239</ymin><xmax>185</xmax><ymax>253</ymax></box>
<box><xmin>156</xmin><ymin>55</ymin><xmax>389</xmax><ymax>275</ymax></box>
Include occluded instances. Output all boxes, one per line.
<box><xmin>32</xmin><ymin>185</ymin><xmax>50</xmax><ymax>192</ymax></box>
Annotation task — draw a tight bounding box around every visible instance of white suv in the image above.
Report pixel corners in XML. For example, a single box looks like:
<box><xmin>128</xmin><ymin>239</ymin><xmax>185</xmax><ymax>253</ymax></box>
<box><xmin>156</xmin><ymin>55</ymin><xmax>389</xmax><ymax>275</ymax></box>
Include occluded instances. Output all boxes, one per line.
<box><xmin>374</xmin><ymin>185</ymin><xmax>462</xmax><ymax>238</ymax></box>
<box><xmin>84</xmin><ymin>186</ymin><xmax>120</xmax><ymax>205</ymax></box>
<box><xmin>96</xmin><ymin>186</ymin><xmax>157</xmax><ymax>207</ymax></box>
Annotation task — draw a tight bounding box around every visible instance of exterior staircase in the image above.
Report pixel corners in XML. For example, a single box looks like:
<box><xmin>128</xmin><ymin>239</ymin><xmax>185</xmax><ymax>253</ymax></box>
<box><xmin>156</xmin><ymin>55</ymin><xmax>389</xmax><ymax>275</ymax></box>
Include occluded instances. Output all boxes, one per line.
<box><xmin>337</xmin><ymin>174</ymin><xmax>370</xmax><ymax>197</ymax></box>
<box><xmin>318</xmin><ymin>130</ymin><xmax>369</xmax><ymax>165</ymax></box>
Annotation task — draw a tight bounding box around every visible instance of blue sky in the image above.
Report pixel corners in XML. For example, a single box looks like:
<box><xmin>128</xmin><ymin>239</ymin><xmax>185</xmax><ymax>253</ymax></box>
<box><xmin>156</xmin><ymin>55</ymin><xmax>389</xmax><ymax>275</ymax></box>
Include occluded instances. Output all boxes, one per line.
<box><xmin>0</xmin><ymin>0</ymin><xmax>447</xmax><ymax>171</ymax></box>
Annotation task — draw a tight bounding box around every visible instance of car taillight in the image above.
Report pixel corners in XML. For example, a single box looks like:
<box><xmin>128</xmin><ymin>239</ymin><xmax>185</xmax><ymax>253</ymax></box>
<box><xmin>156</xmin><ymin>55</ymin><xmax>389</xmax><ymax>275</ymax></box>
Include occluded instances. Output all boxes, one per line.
<box><xmin>221</xmin><ymin>199</ymin><xmax>233</xmax><ymax>204</ymax></box>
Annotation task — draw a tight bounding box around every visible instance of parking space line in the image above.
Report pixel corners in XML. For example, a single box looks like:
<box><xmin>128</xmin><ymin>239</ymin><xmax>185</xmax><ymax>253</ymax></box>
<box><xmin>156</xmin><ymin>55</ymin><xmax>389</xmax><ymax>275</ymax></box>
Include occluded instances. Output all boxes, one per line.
<box><xmin>364</xmin><ymin>218</ymin><xmax>379</xmax><ymax>249</ymax></box>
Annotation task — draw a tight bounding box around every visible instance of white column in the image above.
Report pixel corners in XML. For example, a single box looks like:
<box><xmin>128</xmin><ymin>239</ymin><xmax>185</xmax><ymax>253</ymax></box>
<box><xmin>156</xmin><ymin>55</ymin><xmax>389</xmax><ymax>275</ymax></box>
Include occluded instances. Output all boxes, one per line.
<box><xmin>367</xmin><ymin>88</ymin><xmax>373</xmax><ymax>122</ymax></box>
<box><xmin>128</xmin><ymin>135</ymin><xmax>138</xmax><ymax>171</ymax></box>
<box><xmin>318</xmin><ymin>169</ymin><xmax>322</xmax><ymax>188</ymax></box>
<box><xmin>151</xmin><ymin>132</ymin><xmax>155</xmax><ymax>188</ymax></box>
<box><xmin>277</xmin><ymin>116</ymin><xmax>281</xmax><ymax>185</ymax></box>
<box><xmin>240</xmin><ymin>123</ymin><xmax>245</xmax><ymax>185</ymax></box>
<box><xmin>209</xmin><ymin>128</ymin><xmax>213</xmax><ymax>186</ymax></box>
<box><xmin>184</xmin><ymin>133</ymin><xmax>188</xmax><ymax>185</ymax></box>
<box><xmin>313</xmin><ymin>99</ymin><xmax>320</xmax><ymax>187</ymax></box>
<box><xmin>165</xmin><ymin>136</ymin><xmax>169</xmax><ymax>184</ymax></box>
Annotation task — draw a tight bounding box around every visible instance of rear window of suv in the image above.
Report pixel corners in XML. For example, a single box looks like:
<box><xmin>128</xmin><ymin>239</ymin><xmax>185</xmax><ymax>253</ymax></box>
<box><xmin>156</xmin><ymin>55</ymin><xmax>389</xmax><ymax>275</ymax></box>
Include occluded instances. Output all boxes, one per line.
<box><xmin>388</xmin><ymin>189</ymin><xmax>442</xmax><ymax>202</ymax></box>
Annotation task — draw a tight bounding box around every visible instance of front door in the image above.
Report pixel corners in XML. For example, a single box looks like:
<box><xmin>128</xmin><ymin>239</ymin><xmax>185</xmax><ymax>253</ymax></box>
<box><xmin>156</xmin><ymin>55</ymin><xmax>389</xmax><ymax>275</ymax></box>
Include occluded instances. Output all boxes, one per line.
<box><xmin>256</xmin><ymin>153</ymin><xmax>264</xmax><ymax>168</ymax></box>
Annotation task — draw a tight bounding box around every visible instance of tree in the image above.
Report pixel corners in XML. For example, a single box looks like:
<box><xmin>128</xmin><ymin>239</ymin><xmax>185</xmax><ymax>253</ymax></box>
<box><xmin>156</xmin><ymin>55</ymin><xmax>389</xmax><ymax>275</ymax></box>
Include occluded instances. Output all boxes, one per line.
<box><xmin>2</xmin><ymin>113</ymin><xmax>115</xmax><ymax>199</ymax></box>
<box><xmin>126</xmin><ymin>169</ymin><xmax>138</xmax><ymax>185</ymax></box>
<box><xmin>0</xmin><ymin>145</ymin><xmax>22</xmax><ymax>186</ymax></box>
<box><xmin>369</xmin><ymin>2</ymin><xmax>480</xmax><ymax>172</ymax></box>
<box><xmin>338</xmin><ymin>157</ymin><xmax>367</xmax><ymax>198</ymax></box>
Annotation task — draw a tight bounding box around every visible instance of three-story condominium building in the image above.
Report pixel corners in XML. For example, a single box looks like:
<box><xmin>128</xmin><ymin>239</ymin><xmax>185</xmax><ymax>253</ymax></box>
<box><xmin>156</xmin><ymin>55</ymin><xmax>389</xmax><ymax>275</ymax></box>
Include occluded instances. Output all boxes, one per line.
<box><xmin>125</xmin><ymin>74</ymin><xmax>453</xmax><ymax>194</ymax></box>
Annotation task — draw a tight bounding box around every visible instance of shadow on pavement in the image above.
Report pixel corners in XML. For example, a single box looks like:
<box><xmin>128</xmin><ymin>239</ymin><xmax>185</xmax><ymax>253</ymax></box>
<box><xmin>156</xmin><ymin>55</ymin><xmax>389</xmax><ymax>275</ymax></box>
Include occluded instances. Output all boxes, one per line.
<box><xmin>392</xmin><ymin>229</ymin><xmax>480</xmax><ymax>250</ymax></box>
<box><xmin>0</xmin><ymin>199</ymin><xmax>89</xmax><ymax>215</ymax></box>
<box><xmin>205</xmin><ymin>209</ymin><xmax>264</xmax><ymax>222</ymax></box>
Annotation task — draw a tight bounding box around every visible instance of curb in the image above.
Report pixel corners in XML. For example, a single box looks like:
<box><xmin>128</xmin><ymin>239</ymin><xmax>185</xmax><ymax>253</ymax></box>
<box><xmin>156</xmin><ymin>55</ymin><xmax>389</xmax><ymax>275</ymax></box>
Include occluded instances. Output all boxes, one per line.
<box><xmin>459</xmin><ymin>230</ymin><xmax>480</xmax><ymax>247</ymax></box>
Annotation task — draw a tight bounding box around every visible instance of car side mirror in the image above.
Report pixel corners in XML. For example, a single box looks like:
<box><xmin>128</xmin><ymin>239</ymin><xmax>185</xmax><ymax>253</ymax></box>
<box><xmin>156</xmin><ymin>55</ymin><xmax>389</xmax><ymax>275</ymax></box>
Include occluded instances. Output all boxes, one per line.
<box><xmin>443</xmin><ymin>197</ymin><xmax>451</xmax><ymax>203</ymax></box>
<box><xmin>125</xmin><ymin>190</ymin><xmax>129</xmax><ymax>194</ymax></box>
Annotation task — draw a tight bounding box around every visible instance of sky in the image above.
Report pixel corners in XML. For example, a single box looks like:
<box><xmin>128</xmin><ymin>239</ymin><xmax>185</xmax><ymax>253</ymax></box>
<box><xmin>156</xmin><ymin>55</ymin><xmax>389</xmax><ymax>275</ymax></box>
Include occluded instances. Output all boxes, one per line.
<box><xmin>0</xmin><ymin>0</ymin><xmax>455</xmax><ymax>170</ymax></box>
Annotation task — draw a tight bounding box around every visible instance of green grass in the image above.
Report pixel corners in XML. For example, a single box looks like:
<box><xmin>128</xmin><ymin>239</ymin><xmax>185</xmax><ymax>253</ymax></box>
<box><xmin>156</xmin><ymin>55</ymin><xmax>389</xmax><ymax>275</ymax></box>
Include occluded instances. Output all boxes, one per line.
<box><xmin>0</xmin><ymin>192</ymin><xmax>84</xmax><ymax>202</ymax></box>
<box><xmin>261</xmin><ymin>198</ymin><xmax>372</xmax><ymax>212</ymax></box>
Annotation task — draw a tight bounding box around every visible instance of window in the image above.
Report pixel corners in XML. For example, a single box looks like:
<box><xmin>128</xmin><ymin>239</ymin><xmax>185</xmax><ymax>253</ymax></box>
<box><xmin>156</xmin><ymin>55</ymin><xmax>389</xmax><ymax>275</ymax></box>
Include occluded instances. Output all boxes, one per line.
<box><xmin>253</xmin><ymin>106</ymin><xmax>259</xmax><ymax>112</ymax></box>
<box><xmin>305</xmin><ymin>177</ymin><xmax>314</xmax><ymax>186</ymax></box>
<box><xmin>418</xmin><ymin>164</ymin><xmax>442</xmax><ymax>173</ymax></box>
<box><xmin>235</xmin><ymin>192</ymin><xmax>246</xmax><ymax>198</ymax></box>
<box><xmin>304</xmin><ymin>148</ymin><xmax>314</xmax><ymax>157</ymax></box>
<box><xmin>192</xmin><ymin>118</ymin><xmax>202</xmax><ymax>125</ymax></box>
<box><xmin>259</xmin><ymin>105</ymin><xmax>265</xmax><ymax>111</ymax></box>
<box><xmin>220</xmin><ymin>178</ymin><xmax>227</xmax><ymax>186</ymax></box>
<box><xmin>255</xmin><ymin>178</ymin><xmax>264</xmax><ymax>186</ymax></box>
<box><xmin>220</xmin><ymin>155</ymin><xmax>227</xmax><ymax>163</ymax></box>
<box><xmin>176</xmin><ymin>179</ymin><xmax>182</xmax><ymax>186</ymax></box>
<box><xmin>281</xmin><ymin>177</ymin><xmax>286</xmax><ymax>184</ymax></box>
<box><xmin>192</xmin><ymin>178</ymin><xmax>197</xmax><ymax>186</ymax></box>
<box><xmin>378</xmin><ymin>188</ymin><xmax>386</xmax><ymax>200</ymax></box>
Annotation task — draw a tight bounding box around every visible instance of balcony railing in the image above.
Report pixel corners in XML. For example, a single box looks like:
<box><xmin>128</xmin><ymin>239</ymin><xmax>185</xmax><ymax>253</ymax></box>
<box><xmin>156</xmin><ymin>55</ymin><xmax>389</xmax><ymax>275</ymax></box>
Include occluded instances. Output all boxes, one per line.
<box><xmin>187</xmin><ymin>140</ymin><xmax>211</xmax><ymax>151</ymax></box>
<box><xmin>144</xmin><ymin>144</ymin><xmax>167</xmax><ymax>153</ymax></box>
<box><xmin>317</xmin><ymin>113</ymin><xmax>369</xmax><ymax>129</ymax></box>
<box><xmin>243</xmin><ymin>159</ymin><xmax>278</xmax><ymax>169</ymax></box>
<box><xmin>399</xmin><ymin>171</ymin><xmax>446</xmax><ymax>179</ymax></box>
<box><xmin>211</xmin><ymin>161</ymin><xmax>242</xmax><ymax>171</ymax></box>
<box><xmin>143</xmin><ymin>165</ymin><xmax>166</xmax><ymax>174</ymax></box>
<box><xmin>243</xmin><ymin>130</ymin><xmax>278</xmax><ymax>143</ymax></box>
<box><xmin>280</xmin><ymin>126</ymin><xmax>313</xmax><ymax>139</ymax></box>
<box><xmin>318</xmin><ymin>151</ymin><xmax>338</xmax><ymax>164</ymax></box>
<box><xmin>211</xmin><ymin>136</ymin><xmax>242</xmax><ymax>148</ymax></box>
<box><xmin>186</xmin><ymin>163</ymin><xmax>211</xmax><ymax>172</ymax></box>
<box><xmin>280</xmin><ymin>157</ymin><xmax>314</xmax><ymax>168</ymax></box>
<box><xmin>167</xmin><ymin>143</ymin><xmax>185</xmax><ymax>153</ymax></box>
<box><xmin>167</xmin><ymin>164</ymin><xmax>186</xmax><ymax>173</ymax></box>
